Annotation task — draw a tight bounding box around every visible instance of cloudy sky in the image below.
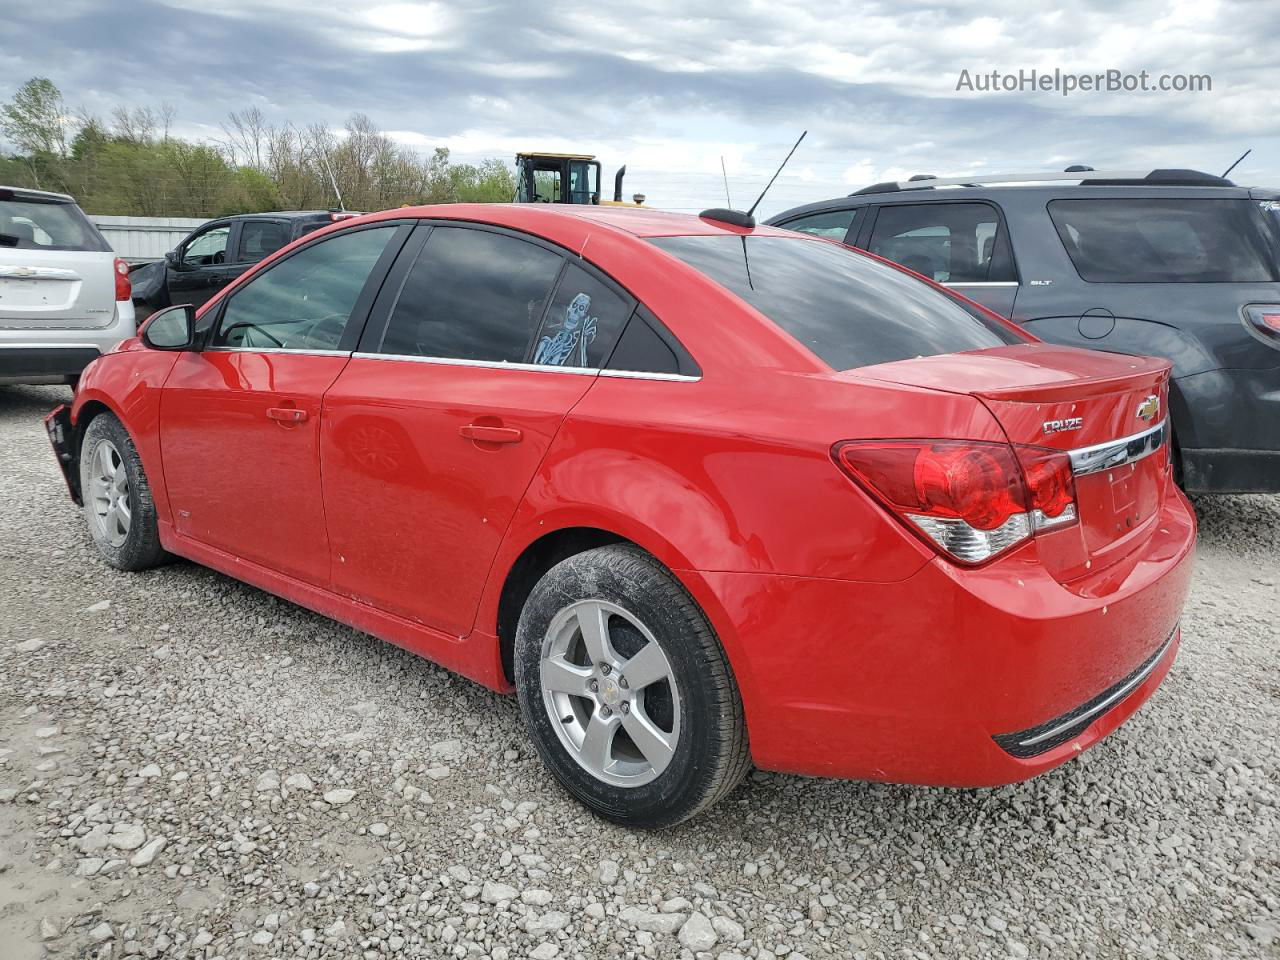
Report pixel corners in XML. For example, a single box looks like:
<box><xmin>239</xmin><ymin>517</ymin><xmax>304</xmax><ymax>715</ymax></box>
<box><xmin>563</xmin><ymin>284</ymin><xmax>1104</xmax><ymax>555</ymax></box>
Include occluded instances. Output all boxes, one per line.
<box><xmin>4</xmin><ymin>0</ymin><xmax>1279</xmax><ymax>217</ymax></box>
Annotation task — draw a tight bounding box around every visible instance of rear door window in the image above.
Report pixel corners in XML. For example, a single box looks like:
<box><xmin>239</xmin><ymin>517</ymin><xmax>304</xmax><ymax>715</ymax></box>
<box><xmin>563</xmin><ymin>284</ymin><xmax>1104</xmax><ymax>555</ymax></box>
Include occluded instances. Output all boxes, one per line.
<box><xmin>868</xmin><ymin>202</ymin><xmax>1016</xmax><ymax>283</ymax></box>
<box><xmin>0</xmin><ymin>197</ymin><xmax>109</xmax><ymax>252</ymax></box>
<box><xmin>533</xmin><ymin>263</ymin><xmax>634</xmax><ymax>368</ymax></box>
<box><xmin>236</xmin><ymin>220</ymin><xmax>291</xmax><ymax>263</ymax></box>
<box><xmin>651</xmin><ymin>235</ymin><xmax>1018</xmax><ymax>371</ymax></box>
<box><xmin>378</xmin><ymin>227</ymin><xmax>564</xmax><ymax>363</ymax></box>
<box><xmin>779</xmin><ymin>208</ymin><xmax>859</xmax><ymax>242</ymax></box>
<box><xmin>1049</xmin><ymin>198</ymin><xmax>1280</xmax><ymax>282</ymax></box>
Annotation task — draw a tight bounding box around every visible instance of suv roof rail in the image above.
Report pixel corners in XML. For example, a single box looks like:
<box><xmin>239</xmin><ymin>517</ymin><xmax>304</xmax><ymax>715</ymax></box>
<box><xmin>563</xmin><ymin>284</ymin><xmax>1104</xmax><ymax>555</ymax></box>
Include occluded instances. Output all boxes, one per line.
<box><xmin>849</xmin><ymin>168</ymin><xmax>1234</xmax><ymax>195</ymax></box>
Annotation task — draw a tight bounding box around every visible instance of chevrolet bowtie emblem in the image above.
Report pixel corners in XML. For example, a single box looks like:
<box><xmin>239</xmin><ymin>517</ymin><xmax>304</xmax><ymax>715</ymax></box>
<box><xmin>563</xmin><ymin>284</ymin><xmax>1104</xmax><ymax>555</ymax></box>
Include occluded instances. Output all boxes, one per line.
<box><xmin>1136</xmin><ymin>395</ymin><xmax>1160</xmax><ymax>422</ymax></box>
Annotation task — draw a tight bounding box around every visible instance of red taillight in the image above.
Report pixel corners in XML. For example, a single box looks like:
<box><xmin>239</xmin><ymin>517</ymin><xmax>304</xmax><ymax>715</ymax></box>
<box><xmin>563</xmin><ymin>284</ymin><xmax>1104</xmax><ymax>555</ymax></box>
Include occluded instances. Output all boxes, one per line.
<box><xmin>834</xmin><ymin>440</ymin><xmax>1078</xmax><ymax>565</ymax></box>
<box><xmin>1015</xmin><ymin>446</ymin><xmax>1077</xmax><ymax>528</ymax></box>
<box><xmin>113</xmin><ymin>258</ymin><xmax>131</xmax><ymax>302</ymax></box>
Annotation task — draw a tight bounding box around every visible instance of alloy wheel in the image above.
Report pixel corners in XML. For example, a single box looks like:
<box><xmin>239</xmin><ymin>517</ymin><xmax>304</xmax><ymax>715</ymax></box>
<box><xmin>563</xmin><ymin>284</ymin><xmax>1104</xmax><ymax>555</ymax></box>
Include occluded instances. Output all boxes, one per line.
<box><xmin>88</xmin><ymin>439</ymin><xmax>131</xmax><ymax>548</ymax></box>
<box><xmin>539</xmin><ymin>599</ymin><xmax>681</xmax><ymax>788</ymax></box>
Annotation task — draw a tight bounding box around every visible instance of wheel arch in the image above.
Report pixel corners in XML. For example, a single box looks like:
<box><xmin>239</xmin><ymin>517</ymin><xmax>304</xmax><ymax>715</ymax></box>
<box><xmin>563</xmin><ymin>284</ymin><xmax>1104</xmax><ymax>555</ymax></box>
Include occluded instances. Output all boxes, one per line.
<box><xmin>67</xmin><ymin>395</ymin><xmax>123</xmax><ymax>466</ymax></box>
<box><xmin>493</xmin><ymin>526</ymin><xmax>630</xmax><ymax>685</ymax></box>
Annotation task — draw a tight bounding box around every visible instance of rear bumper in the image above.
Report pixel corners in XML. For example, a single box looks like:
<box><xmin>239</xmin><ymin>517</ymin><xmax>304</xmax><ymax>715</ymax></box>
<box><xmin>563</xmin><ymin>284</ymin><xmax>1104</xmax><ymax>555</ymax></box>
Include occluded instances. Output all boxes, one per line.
<box><xmin>0</xmin><ymin>345</ymin><xmax>103</xmax><ymax>383</ymax></box>
<box><xmin>687</xmin><ymin>487</ymin><xmax>1196</xmax><ymax>787</ymax></box>
<box><xmin>1181</xmin><ymin>447</ymin><xmax>1280</xmax><ymax>494</ymax></box>
<box><xmin>0</xmin><ymin>301</ymin><xmax>136</xmax><ymax>384</ymax></box>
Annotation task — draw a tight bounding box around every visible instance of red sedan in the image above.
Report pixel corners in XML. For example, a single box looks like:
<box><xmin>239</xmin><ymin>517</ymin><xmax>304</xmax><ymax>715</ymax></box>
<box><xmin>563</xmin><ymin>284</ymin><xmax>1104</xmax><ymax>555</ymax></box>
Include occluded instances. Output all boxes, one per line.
<box><xmin>46</xmin><ymin>204</ymin><xmax>1195</xmax><ymax>826</ymax></box>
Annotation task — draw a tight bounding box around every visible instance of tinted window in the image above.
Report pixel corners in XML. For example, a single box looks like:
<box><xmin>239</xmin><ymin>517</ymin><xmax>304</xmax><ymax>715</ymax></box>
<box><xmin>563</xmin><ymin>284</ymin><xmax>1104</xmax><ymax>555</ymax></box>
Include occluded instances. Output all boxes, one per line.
<box><xmin>237</xmin><ymin>220</ymin><xmax>290</xmax><ymax>263</ymax></box>
<box><xmin>651</xmin><ymin>235</ymin><xmax>1017</xmax><ymax>371</ymax></box>
<box><xmin>869</xmin><ymin>203</ymin><xmax>1016</xmax><ymax>283</ymax></box>
<box><xmin>1049</xmin><ymin>199</ymin><xmax>1280</xmax><ymax>283</ymax></box>
<box><xmin>184</xmin><ymin>226</ymin><xmax>230</xmax><ymax>266</ymax></box>
<box><xmin>607</xmin><ymin>312</ymin><xmax>688</xmax><ymax>376</ymax></box>
<box><xmin>533</xmin><ymin>263</ymin><xmax>633</xmax><ymax>368</ymax></box>
<box><xmin>780</xmin><ymin>208</ymin><xmax>859</xmax><ymax>242</ymax></box>
<box><xmin>213</xmin><ymin>226</ymin><xmax>396</xmax><ymax>351</ymax></box>
<box><xmin>0</xmin><ymin>198</ymin><xmax>108</xmax><ymax>252</ymax></box>
<box><xmin>380</xmin><ymin>227</ymin><xmax>563</xmax><ymax>363</ymax></box>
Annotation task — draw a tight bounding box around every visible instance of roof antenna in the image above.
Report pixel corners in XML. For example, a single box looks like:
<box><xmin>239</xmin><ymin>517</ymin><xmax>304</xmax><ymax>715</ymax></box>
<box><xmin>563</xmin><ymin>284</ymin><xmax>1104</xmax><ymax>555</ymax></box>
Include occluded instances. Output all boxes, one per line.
<box><xmin>701</xmin><ymin>130</ymin><xmax>807</xmax><ymax>229</ymax></box>
<box><xmin>1222</xmin><ymin>149</ymin><xmax>1251</xmax><ymax>179</ymax></box>
<box><xmin>720</xmin><ymin>156</ymin><xmax>732</xmax><ymax>207</ymax></box>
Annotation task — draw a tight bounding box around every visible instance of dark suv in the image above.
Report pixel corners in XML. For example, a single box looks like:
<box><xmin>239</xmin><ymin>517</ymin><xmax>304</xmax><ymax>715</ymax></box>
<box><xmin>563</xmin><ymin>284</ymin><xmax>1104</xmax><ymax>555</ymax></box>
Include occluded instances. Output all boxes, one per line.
<box><xmin>131</xmin><ymin>210</ymin><xmax>359</xmax><ymax>314</ymax></box>
<box><xmin>769</xmin><ymin>169</ymin><xmax>1280</xmax><ymax>493</ymax></box>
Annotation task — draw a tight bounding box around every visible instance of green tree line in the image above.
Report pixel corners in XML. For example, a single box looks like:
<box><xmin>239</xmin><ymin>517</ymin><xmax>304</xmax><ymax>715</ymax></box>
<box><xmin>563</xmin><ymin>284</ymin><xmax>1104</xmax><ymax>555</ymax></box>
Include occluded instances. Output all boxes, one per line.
<box><xmin>0</xmin><ymin>77</ymin><xmax>516</xmax><ymax>216</ymax></box>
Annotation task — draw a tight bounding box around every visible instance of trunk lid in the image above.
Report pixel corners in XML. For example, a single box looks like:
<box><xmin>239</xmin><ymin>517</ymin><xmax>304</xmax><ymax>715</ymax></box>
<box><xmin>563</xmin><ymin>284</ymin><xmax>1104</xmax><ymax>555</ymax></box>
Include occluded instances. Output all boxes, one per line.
<box><xmin>854</xmin><ymin>344</ymin><xmax>1173</xmax><ymax>582</ymax></box>
<box><xmin>0</xmin><ymin>248</ymin><xmax>119</xmax><ymax>330</ymax></box>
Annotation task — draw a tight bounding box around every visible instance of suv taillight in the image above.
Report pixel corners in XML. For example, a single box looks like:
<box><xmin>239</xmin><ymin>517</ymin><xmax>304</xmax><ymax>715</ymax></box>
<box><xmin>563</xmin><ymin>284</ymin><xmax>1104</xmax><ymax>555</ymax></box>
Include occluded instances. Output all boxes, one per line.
<box><xmin>834</xmin><ymin>440</ymin><xmax>1077</xmax><ymax>565</ymax></box>
<box><xmin>113</xmin><ymin>258</ymin><xmax>131</xmax><ymax>302</ymax></box>
<box><xmin>1244</xmin><ymin>304</ymin><xmax>1280</xmax><ymax>344</ymax></box>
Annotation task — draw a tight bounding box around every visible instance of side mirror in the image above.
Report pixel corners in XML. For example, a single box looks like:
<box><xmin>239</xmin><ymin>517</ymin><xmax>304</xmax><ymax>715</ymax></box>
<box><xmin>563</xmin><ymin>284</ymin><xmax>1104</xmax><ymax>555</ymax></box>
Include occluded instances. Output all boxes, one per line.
<box><xmin>165</xmin><ymin>249</ymin><xmax>190</xmax><ymax>271</ymax></box>
<box><xmin>140</xmin><ymin>304</ymin><xmax>196</xmax><ymax>351</ymax></box>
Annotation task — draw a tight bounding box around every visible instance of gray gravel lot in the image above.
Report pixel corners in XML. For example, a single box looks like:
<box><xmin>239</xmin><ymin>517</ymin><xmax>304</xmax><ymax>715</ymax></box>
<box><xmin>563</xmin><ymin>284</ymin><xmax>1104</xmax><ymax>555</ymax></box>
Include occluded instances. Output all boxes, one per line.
<box><xmin>1</xmin><ymin>383</ymin><xmax>1277</xmax><ymax>960</ymax></box>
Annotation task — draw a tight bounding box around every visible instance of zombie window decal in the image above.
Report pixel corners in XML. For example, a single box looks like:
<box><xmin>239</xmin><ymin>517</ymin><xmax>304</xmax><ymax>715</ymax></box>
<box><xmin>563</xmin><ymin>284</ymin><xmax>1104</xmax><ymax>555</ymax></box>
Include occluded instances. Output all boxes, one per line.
<box><xmin>535</xmin><ymin>292</ymin><xmax>599</xmax><ymax>367</ymax></box>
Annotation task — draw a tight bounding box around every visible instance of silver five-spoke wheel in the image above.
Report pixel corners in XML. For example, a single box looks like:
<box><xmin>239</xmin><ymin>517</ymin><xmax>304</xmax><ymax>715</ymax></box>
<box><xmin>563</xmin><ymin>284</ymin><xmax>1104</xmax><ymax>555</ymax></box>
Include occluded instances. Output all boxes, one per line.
<box><xmin>539</xmin><ymin>599</ymin><xmax>681</xmax><ymax>788</ymax></box>
<box><xmin>88</xmin><ymin>439</ymin><xmax>131</xmax><ymax>548</ymax></box>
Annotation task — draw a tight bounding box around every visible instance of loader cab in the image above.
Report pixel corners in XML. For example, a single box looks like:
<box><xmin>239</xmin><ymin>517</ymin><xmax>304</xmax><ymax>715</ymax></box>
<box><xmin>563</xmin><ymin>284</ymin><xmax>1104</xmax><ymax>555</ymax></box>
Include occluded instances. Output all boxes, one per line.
<box><xmin>515</xmin><ymin>153</ymin><xmax>602</xmax><ymax>204</ymax></box>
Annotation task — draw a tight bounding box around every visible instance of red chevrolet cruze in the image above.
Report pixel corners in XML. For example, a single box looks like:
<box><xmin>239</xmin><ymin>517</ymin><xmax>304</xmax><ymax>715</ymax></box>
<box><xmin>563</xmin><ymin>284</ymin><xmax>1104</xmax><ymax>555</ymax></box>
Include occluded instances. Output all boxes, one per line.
<box><xmin>47</xmin><ymin>205</ymin><xmax>1195</xmax><ymax>826</ymax></box>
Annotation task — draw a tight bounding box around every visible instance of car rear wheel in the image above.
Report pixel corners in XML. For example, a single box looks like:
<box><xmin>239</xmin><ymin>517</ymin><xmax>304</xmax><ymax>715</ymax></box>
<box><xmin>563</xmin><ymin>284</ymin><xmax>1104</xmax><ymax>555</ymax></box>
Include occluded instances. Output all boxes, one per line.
<box><xmin>79</xmin><ymin>412</ymin><xmax>169</xmax><ymax>571</ymax></box>
<box><xmin>514</xmin><ymin>544</ymin><xmax>750</xmax><ymax>827</ymax></box>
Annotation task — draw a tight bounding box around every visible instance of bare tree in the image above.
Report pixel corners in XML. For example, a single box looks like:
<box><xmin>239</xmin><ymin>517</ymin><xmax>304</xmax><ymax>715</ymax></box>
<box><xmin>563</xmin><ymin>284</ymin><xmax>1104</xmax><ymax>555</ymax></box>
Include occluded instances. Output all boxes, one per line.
<box><xmin>111</xmin><ymin>106</ymin><xmax>157</xmax><ymax>144</ymax></box>
<box><xmin>159</xmin><ymin>102</ymin><xmax>176</xmax><ymax>142</ymax></box>
<box><xmin>221</xmin><ymin>107</ymin><xmax>270</xmax><ymax>169</ymax></box>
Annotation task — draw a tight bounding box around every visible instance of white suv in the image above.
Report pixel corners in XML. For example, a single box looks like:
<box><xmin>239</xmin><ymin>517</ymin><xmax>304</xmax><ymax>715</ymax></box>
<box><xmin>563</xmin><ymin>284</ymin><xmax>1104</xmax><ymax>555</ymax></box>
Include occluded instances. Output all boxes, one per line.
<box><xmin>1</xmin><ymin>186</ymin><xmax>135</xmax><ymax>386</ymax></box>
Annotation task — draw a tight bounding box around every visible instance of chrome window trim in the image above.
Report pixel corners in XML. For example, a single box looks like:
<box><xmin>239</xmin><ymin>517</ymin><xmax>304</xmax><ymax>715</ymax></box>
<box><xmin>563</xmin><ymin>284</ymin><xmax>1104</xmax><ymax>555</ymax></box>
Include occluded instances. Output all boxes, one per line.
<box><xmin>1068</xmin><ymin>420</ymin><xmax>1166</xmax><ymax>477</ymax></box>
<box><xmin>598</xmin><ymin>368</ymin><xmax>701</xmax><ymax>383</ymax></box>
<box><xmin>204</xmin><ymin>347</ymin><xmax>352</xmax><ymax>357</ymax></box>
<box><xmin>352</xmin><ymin>351</ymin><xmax>597</xmax><ymax>376</ymax></box>
<box><xmin>1015</xmin><ymin>625</ymin><xmax>1177</xmax><ymax>748</ymax></box>
<box><xmin>351</xmin><ymin>351</ymin><xmax>702</xmax><ymax>382</ymax></box>
<box><xmin>946</xmin><ymin>281</ymin><xmax>1019</xmax><ymax>288</ymax></box>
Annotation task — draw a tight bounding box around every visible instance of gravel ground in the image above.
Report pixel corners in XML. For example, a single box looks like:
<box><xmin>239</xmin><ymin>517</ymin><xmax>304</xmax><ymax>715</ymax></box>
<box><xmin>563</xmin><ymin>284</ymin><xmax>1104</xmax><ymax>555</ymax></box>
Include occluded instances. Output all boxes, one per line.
<box><xmin>1</xmin><ymin>383</ymin><xmax>1277</xmax><ymax>960</ymax></box>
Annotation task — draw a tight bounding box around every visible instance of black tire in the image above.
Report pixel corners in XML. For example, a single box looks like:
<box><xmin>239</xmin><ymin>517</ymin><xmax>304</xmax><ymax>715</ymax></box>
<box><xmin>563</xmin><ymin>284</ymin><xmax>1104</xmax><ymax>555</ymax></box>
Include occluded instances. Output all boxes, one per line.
<box><xmin>78</xmin><ymin>412</ymin><xmax>170</xmax><ymax>571</ymax></box>
<box><xmin>514</xmin><ymin>544</ymin><xmax>750</xmax><ymax>827</ymax></box>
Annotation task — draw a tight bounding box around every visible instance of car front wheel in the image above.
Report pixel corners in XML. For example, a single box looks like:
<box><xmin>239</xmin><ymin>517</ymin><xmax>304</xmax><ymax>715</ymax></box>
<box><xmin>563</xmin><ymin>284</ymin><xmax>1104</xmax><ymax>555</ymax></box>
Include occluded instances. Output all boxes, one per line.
<box><xmin>514</xmin><ymin>544</ymin><xmax>750</xmax><ymax>827</ymax></box>
<box><xmin>79</xmin><ymin>412</ymin><xmax>169</xmax><ymax>571</ymax></box>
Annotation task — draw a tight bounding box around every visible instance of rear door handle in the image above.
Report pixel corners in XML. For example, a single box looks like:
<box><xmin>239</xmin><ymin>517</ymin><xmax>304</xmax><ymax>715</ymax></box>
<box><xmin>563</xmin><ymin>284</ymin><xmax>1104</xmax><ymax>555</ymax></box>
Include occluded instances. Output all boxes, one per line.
<box><xmin>459</xmin><ymin>424</ymin><xmax>522</xmax><ymax>444</ymax></box>
<box><xmin>266</xmin><ymin>407</ymin><xmax>308</xmax><ymax>423</ymax></box>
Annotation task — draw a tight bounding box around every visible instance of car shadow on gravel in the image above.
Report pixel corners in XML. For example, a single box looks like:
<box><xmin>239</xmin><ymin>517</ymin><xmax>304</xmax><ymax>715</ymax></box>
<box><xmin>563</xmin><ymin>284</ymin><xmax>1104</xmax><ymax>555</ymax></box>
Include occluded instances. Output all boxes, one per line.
<box><xmin>1189</xmin><ymin>493</ymin><xmax>1280</xmax><ymax>556</ymax></box>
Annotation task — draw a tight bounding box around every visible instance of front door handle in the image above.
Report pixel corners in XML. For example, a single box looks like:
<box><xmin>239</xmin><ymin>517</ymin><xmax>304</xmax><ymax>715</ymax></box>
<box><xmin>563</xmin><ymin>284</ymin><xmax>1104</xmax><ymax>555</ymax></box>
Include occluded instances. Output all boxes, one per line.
<box><xmin>459</xmin><ymin>424</ymin><xmax>522</xmax><ymax>444</ymax></box>
<box><xmin>266</xmin><ymin>407</ymin><xmax>308</xmax><ymax>423</ymax></box>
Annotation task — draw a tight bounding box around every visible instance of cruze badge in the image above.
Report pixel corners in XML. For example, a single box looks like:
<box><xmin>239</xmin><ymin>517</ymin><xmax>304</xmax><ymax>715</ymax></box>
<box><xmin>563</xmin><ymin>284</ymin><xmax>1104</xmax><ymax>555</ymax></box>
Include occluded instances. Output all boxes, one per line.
<box><xmin>1136</xmin><ymin>395</ymin><xmax>1160</xmax><ymax>422</ymax></box>
<box><xmin>1043</xmin><ymin>417</ymin><xmax>1084</xmax><ymax>435</ymax></box>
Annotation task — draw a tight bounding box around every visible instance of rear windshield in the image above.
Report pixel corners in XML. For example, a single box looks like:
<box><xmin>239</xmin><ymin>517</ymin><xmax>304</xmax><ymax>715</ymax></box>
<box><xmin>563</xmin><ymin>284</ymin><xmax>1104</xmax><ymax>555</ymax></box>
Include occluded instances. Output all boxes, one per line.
<box><xmin>650</xmin><ymin>235</ymin><xmax>1019</xmax><ymax>370</ymax></box>
<box><xmin>0</xmin><ymin>196</ymin><xmax>109</xmax><ymax>252</ymax></box>
<box><xmin>1048</xmin><ymin>198</ymin><xmax>1280</xmax><ymax>283</ymax></box>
